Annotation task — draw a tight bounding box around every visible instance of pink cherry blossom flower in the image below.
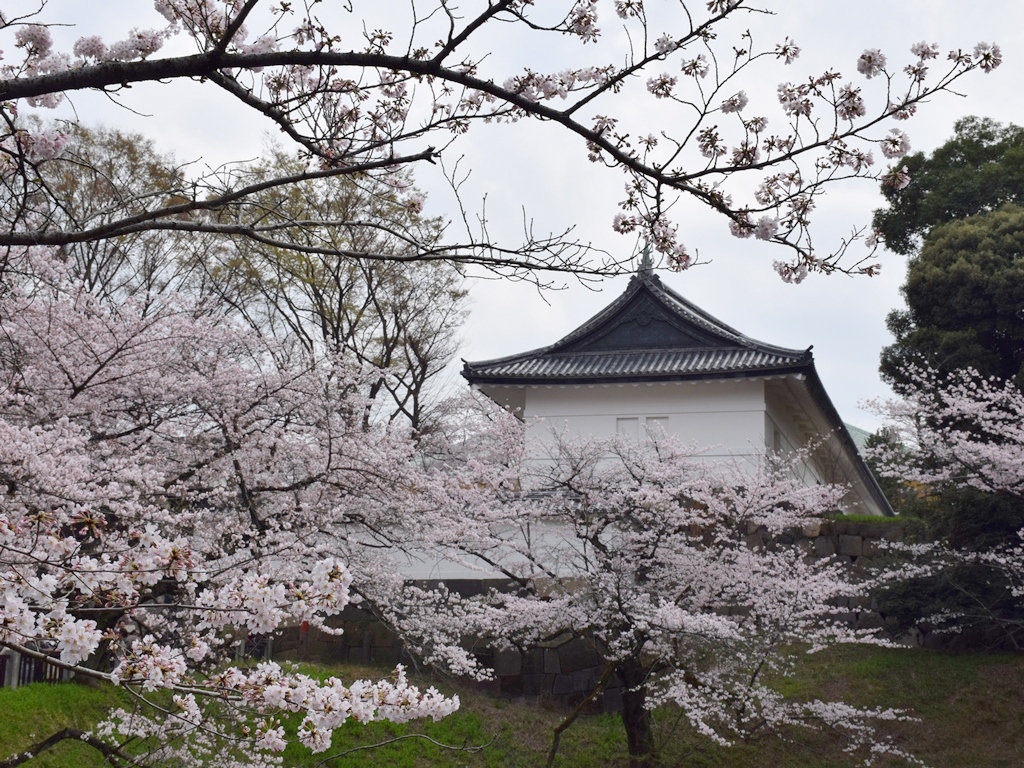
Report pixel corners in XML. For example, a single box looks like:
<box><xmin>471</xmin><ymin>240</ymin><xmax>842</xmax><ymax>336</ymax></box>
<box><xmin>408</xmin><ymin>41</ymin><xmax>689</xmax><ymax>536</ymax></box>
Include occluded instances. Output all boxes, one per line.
<box><xmin>880</xmin><ymin>128</ymin><xmax>911</xmax><ymax>159</ymax></box>
<box><xmin>857</xmin><ymin>48</ymin><xmax>887</xmax><ymax>79</ymax></box>
<box><xmin>647</xmin><ymin>73</ymin><xmax>677</xmax><ymax>98</ymax></box>
<box><xmin>720</xmin><ymin>91</ymin><xmax>748</xmax><ymax>114</ymax></box>
<box><xmin>681</xmin><ymin>54</ymin><xmax>709</xmax><ymax>78</ymax></box>
<box><xmin>973</xmin><ymin>42</ymin><xmax>1002</xmax><ymax>72</ymax></box>
<box><xmin>836</xmin><ymin>84</ymin><xmax>866</xmax><ymax>120</ymax></box>
<box><xmin>754</xmin><ymin>216</ymin><xmax>779</xmax><ymax>241</ymax></box>
<box><xmin>911</xmin><ymin>41</ymin><xmax>940</xmax><ymax>60</ymax></box>
<box><xmin>73</xmin><ymin>36</ymin><xmax>107</xmax><ymax>60</ymax></box>
<box><xmin>14</xmin><ymin>25</ymin><xmax>53</xmax><ymax>58</ymax></box>
<box><xmin>883</xmin><ymin>164</ymin><xmax>911</xmax><ymax>190</ymax></box>
<box><xmin>775</xmin><ymin>37</ymin><xmax>801</xmax><ymax>64</ymax></box>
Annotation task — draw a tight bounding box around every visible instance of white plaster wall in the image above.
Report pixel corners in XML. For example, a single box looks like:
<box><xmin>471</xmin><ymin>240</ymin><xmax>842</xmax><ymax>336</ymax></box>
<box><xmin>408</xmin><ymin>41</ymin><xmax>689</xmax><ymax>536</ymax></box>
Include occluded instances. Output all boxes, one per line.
<box><xmin>765</xmin><ymin>383</ymin><xmax>839</xmax><ymax>487</ymax></box>
<box><xmin>523</xmin><ymin>379</ymin><xmax>767</xmax><ymax>460</ymax></box>
<box><xmin>764</xmin><ymin>410</ymin><xmax>827</xmax><ymax>486</ymax></box>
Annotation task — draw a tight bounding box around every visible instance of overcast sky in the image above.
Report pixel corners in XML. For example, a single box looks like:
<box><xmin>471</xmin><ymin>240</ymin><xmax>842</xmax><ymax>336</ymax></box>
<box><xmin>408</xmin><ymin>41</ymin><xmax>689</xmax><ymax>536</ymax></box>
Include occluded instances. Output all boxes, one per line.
<box><xmin>11</xmin><ymin>0</ymin><xmax>1024</xmax><ymax>430</ymax></box>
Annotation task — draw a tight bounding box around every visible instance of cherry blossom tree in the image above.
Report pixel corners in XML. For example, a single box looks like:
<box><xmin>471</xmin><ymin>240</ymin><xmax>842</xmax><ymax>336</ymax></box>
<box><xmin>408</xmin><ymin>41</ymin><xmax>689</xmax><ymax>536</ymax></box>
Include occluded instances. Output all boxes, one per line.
<box><xmin>397</xmin><ymin>399</ymin><xmax>917</xmax><ymax>768</ymax></box>
<box><xmin>871</xmin><ymin>368</ymin><xmax>1024</xmax><ymax>499</ymax></box>
<box><xmin>0</xmin><ymin>246</ymin><xmax>461</xmax><ymax>766</ymax></box>
<box><xmin>870</xmin><ymin>369</ymin><xmax>1024</xmax><ymax>647</ymax></box>
<box><xmin>0</xmin><ymin>0</ymin><xmax>1003</xmax><ymax>283</ymax></box>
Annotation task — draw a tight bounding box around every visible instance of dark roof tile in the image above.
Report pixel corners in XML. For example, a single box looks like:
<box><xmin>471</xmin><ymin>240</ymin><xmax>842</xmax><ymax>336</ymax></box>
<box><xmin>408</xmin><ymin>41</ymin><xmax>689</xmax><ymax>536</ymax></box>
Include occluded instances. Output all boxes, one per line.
<box><xmin>463</xmin><ymin>272</ymin><xmax>810</xmax><ymax>385</ymax></box>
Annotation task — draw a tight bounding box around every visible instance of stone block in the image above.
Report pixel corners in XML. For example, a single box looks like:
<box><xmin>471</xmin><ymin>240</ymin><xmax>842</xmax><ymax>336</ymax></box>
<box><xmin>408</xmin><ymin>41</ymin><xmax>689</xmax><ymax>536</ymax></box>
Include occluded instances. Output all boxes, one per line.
<box><xmin>855</xmin><ymin>611</ymin><xmax>885</xmax><ymax>631</ymax></box>
<box><xmin>371</xmin><ymin>645</ymin><xmax>400</xmax><ymax>665</ymax></box>
<box><xmin>880</xmin><ymin>526</ymin><xmax>906</xmax><ymax>541</ymax></box>
<box><xmin>544</xmin><ymin>649</ymin><xmax>561</xmax><ymax>675</ymax></box>
<box><xmin>801</xmin><ymin>520</ymin><xmax>821</xmax><ymax>538</ymax></box>
<box><xmin>341</xmin><ymin>624</ymin><xmax>364</xmax><ymax>648</ymax></box>
<box><xmin>363</xmin><ymin>621</ymin><xmax>397</xmax><ymax>647</ymax></box>
<box><xmin>522</xmin><ymin>673</ymin><xmax>550</xmax><ymax>696</ymax></box>
<box><xmin>522</xmin><ymin>649</ymin><xmax>544</xmax><ymax>674</ymax></box>
<box><xmin>744</xmin><ymin>532</ymin><xmax>765</xmax><ymax>550</ymax></box>
<box><xmin>338</xmin><ymin>603</ymin><xmax>367</xmax><ymax>620</ymax></box>
<box><xmin>558</xmin><ymin>640</ymin><xmax>600</xmax><ymax>672</ymax></box>
<box><xmin>796</xmin><ymin>539</ymin><xmax>815</xmax><ymax>556</ymax></box>
<box><xmin>493</xmin><ymin>648</ymin><xmax>522</xmax><ymax>677</ymax></box>
<box><xmin>552</xmin><ymin>674</ymin><xmax>575</xmax><ymax>695</ymax></box>
<box><xmin>572</xmin><ymin>668</ymin><xmax>597</xmax><ymax>693</ymax></box>
<box><xmin>895</xmin><ymin>627</ymin><xmax>923</xmax><ymax>647</ymax></box>
<box><xmin>498</xmin><ymin>675</ymin><xmax>523</xmax><ymax>697</ymax></box>
<box><xmin>814</xmin><ymin>536</ymin><xmax>836</xmax><ymax>558</ymax></box>
<box><xmin>603</xmin><ymin>687</ymin><xmax>623</xmax><ymax>712</ymax></box>
<box><xmin>538</xmin><ymin>631</ymin><xmax>574</xmax><ymax>649</ymax></box>
<box><xmin>838</xmin><ymin>534</ymin><xmax>863</xmax><ymax>557</ymax></box>
<box><xmin>444</xmin><ymin>579</ymin><xmax>487</xmax><ymax>598</ymax></box>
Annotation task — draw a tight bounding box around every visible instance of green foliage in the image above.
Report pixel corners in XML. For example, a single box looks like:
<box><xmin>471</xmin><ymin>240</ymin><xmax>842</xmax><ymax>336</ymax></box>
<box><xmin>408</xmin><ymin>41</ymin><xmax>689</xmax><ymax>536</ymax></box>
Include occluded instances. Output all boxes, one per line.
<box><xmin>870</xmin><ymin>486</ymin><xmax>1024</xmax><ymax>650</ymax></box>
<box><xmin>880</xmin><ymin>203</ymin><xmax>1024</xmax><ymax>389</ymax></box>
<box><xmin>872</xmin><ymin>163</ymin><xmax>1024</xmax><ymax>642</ymax></box>
<box><xmin>927</xmin><ymin>487</ymin><xmax>1024</xmax><ymax>550</ymax></box>
<box><xmin>860</xmin><ymin>431</ymin><xmax>931</xmax><ymax>521</ymax></box>
<box><xmin>873</xmin><ymin>116</ymin><xmax>1024</xmax><ymax>256</ymax></box>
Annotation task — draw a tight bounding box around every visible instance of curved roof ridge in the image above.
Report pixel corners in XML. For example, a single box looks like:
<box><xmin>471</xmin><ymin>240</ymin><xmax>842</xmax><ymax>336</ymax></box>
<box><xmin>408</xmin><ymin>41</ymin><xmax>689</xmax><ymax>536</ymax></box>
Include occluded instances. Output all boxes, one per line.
<box><xmin>463</xmin><ymin>271</ymin><xmax>809</xmax><ymax>373</ymax></box>
<box><xmin>643</xmin><ymin>273</ymin><xmax>809</xmax><ymax>358</ymax></box>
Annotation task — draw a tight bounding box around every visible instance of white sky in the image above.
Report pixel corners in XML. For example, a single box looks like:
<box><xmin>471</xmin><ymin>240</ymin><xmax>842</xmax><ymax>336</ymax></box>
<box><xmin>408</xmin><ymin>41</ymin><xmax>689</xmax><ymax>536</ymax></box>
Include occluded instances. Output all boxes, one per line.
<box><xmin>9</xmin><ymin>0</ymin><xmax>1024</xmax><ymax>430</ymax></box>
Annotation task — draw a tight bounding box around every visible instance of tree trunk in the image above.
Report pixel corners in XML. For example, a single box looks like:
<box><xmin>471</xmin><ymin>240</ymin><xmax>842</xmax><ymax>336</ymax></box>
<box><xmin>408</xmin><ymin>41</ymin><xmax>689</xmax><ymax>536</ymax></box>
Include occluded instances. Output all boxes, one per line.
<box><xmin>618</xmin><ymin>658</ymin><xmax>656</xmax><ymax>768</ymax></box>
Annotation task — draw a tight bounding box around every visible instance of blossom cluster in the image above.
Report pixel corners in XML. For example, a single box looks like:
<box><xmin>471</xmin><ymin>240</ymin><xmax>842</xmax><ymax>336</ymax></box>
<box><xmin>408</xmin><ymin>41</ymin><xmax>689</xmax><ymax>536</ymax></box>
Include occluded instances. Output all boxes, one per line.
<box><xmin>870</xmin><ymin>368</ymin><xmax>1024</xmax><ymax>498</ymax></box>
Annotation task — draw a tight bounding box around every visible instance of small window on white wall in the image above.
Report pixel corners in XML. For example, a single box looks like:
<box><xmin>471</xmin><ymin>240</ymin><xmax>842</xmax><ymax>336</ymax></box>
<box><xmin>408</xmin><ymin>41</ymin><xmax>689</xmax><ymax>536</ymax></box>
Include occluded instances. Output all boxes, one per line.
<box><xmin>645</xmin><ymin>416</ymin><xmax>670</xmax><ymax>441</ymax></box>
<box><xmin>616</xmin><ymin>417</ymin><xmax>639</xmax><ymax>441</ymax></box>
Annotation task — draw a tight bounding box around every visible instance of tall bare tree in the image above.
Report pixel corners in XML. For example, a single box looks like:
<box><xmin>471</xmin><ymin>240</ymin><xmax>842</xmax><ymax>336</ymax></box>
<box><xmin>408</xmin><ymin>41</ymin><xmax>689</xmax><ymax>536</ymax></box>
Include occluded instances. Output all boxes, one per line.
<box><xmin>206</xmin><ymin>152</ymin><xmax>467</xmax><ymax>432</ymax></box>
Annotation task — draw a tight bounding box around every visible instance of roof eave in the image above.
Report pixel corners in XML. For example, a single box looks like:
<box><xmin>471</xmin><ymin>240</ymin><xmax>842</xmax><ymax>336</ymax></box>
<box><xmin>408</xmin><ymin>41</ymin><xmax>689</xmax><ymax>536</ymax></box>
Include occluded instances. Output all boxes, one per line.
<box><xmin>463</xmin><ymin>363</ymin><xmax>813</xmax><ymax>388</ymax></box>
<box><xmin>800</xmin><ymin>365</ymin><xmax>896</xmax><ymax>517</ymax></box>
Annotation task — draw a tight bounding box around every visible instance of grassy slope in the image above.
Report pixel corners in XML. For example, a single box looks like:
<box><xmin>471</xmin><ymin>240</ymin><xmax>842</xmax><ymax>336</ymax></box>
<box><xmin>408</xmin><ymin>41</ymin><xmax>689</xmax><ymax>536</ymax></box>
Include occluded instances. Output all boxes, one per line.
<box><xmin>2</xmin><ymin>647</ymin><xmax>1023</xmax><ymax>767</ymax></box>
<box><xmin>0</xmin><ymin>680</ymin><xmax>128</xmax><ymax>768</ymax></box>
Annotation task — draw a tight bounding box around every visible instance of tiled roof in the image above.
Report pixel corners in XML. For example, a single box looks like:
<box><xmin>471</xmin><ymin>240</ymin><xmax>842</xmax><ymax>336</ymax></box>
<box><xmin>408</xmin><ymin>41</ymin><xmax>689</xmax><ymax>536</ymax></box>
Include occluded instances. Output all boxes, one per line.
<box><xmin>462</xmin><ymin>271</ymin><xmax>811</xmax><ymax>385</ymax></box>
<box><xmin>469</xmin><ymin>347</ymin><xmax>808</xmax><ymax>382</ymax></box>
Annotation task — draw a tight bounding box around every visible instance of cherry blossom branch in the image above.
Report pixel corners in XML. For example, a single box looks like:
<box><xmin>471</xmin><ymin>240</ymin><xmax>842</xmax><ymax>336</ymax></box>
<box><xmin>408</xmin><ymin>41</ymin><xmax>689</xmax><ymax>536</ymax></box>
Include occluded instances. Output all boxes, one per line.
<box><xmin>0</xmin><ymin>2</ymin><xmax>1002</xmax><ymax>282</ymax></box>
<box><xmin>0</xmin><ymin>728</ymin><xmax>143</xmax><ymax>768</ymax></box>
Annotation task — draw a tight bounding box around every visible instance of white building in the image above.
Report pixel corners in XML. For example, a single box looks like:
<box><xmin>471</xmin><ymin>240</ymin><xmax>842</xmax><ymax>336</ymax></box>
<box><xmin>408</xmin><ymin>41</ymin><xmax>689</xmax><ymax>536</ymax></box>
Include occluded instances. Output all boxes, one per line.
<box><xmin>463</xmin><ymin>265</ymin><xmax>892</xmax><ymax>517</ymax></box>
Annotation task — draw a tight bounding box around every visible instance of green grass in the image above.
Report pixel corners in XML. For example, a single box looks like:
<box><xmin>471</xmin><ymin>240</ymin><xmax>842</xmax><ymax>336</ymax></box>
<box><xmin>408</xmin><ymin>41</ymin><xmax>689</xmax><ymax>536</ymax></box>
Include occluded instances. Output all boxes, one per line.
<box><xmin>0</xmin><ymin>679</ymin><xmax>128</xmax><ymax>768</ymax></box>
<box><xmin>3</xmin><ymin>648</ymin><xmax>1024</xmax><ymax>767</ymax></box>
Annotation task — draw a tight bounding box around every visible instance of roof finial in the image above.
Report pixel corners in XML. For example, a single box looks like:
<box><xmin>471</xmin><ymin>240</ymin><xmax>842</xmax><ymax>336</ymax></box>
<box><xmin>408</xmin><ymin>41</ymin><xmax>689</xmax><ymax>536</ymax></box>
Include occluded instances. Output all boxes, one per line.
<box><xmin>639</xmin><ymin>241</ymin><xmax>654</xmax><ymax>276</ymax></box>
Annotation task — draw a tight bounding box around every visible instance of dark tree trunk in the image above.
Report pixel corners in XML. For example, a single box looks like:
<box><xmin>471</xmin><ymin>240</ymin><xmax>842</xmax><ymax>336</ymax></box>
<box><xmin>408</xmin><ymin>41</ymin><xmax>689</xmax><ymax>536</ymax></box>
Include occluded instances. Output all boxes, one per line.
<box><xmin>619</xmin><ymin>658</ymin><xmax>656</xmax><ymax>768</ymax></box>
